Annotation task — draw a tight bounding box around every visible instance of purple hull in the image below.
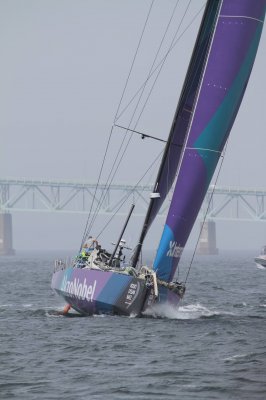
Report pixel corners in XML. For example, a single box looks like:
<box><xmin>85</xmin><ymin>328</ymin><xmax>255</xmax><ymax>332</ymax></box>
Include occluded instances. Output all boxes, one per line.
<box><xmin>51</xmin><ymin>267</ymin><xmax>182</xmax><ymax>316</ymax></box>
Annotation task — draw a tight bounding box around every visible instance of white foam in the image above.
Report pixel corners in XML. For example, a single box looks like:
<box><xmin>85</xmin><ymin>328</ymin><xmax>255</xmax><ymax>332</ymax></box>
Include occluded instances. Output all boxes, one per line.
<box><xmin>256</xmin><ymin>264</ymin><xmax>266</xmax><ymax>270</ymax></box>
<box><xmin>223</xmin><ymin>353</ymin><xmax>248</xmax><ymax>362</ymax></box>
<box><xmin>93</xmin><ymin>313</ymin><xmax>108</xmax><ymax>318</ymax></box>
<box><xmin>142</xmin><ymin>302</ymin><xmax>223</xmax><ymax>320</ymax></box>
<box><xmin>0</xmin><ymin>303</ymin><xmax>14</xmax><ymax>308</ymax></box>
<box><xmin>129</xmin><ymin>313</ymin><xmax>138</xmax><ymax>318</ymax></box>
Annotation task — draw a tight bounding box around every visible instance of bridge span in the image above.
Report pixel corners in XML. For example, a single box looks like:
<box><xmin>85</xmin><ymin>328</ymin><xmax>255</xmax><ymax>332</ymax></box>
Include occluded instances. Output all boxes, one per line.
<box><xmin>1</xmin><ymin>178</ymin><xmax>266</xmax><ymax>255</ymax></box>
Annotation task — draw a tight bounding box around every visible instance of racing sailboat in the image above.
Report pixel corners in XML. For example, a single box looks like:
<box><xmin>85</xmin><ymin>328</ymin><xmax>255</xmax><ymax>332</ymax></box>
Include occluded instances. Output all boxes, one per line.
<box><xmin>51</xmin><ymin>0</ymin><xmax>266</xmax><ymax>316</ymax></box>
<box><xmin>255</xmin><ymin>245</ymin><xmax>266</xmax><ymax>268</ymax></box>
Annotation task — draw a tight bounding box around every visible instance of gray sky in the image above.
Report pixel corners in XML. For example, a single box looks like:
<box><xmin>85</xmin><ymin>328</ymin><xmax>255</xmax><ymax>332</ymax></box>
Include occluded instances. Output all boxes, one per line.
<box><xmin>0</xmin><ymin>0</ymin><xmax>265</xmax><ymax>253</ymax></box>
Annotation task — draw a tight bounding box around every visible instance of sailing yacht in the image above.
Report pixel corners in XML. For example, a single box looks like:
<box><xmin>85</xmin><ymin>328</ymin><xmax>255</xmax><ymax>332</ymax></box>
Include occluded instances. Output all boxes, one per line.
<box><xmin>51</xmin><ymin>0</ymin><xmax>266</xmax><ymax>316</ymax></box>
<box><xmin>255</xmin><ymin>246</ymin><xmax>266</xmax><ymax>268</ymax></box>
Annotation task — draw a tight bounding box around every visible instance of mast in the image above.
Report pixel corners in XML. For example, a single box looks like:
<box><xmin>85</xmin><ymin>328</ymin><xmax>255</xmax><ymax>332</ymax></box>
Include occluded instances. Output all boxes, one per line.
<box><xmin>109</xmin><ymin>204</ymin><xmax>135</xmax><ymax>266</ymax></box>
<box><xmin>131</xmin><ymin>0</ymin><xmax>220</xmax><ymax>269</ymax></box>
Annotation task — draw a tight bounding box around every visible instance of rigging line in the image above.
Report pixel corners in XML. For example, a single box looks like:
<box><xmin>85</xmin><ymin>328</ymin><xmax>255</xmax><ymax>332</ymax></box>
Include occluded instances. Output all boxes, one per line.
<box><xmin>102</xmin><ymin>1</ymin><xmax>192</xmax><ymax>229</ymax></box>
<box><xmin>131</xmin><ymin>0</ymin><xmax>215</xmax><ymax>255</ymax></box>
<box><xmin>79</xmin><ymin>126</ymin><xmax>114</xmax><ymax>248</ymax></box>
<box><xmin>114</xmin><ymin>124</ymin><xmax>167</xmax><ymax>143</ymax></box>
<box><xmin>115</xmin><ymin>1</ymin><xmax>204</xmax><ymax>122</ymax></box>
<box><xmin>184</xmin><ymin>142</ymin><xmax>228</xmax><ymax>285</ymax></box>
<box><xmin>116</xmin><ymin>0</ymin><xmax>193</xmax><ymax>125</ymax></box>
<box><xmin>85</xmin><ymin>2</ymin><xmax>203</xmax><ymax>240</ymax></box>
<box><xmin>133</xmin><ymin>153</ymin><xmax>162</xmax><ymax>210</ymax></box>
<box><xmin>85</xmin><ymin>0</ymin><xmax>170</xmax><ymax>238</ymax></box>
<box><xmin>85</xmin><ymin>78</ymin><xmax>149</xmax><ymax>237</ymax></box>
<box><xmin>85</xmin><ymin>129</ymin><xmax>136</xmax><ymax>237</ymax></box>
<box><xmin>86</xmin><ymin>9</ymin><xmax>172</xmax><ymax>237</ymax></box>
<box><xmin>120</xmin><ymin>0</ymin><xmax>181</xmax><ymax>130</ymax></box>
<box><xmin>115</xmin><ymin>124</ymin><xmax>187</xmax><ymax>150</ymax></box>
<box><xmin>99</xmin><ymin>0</ymin><xmax>178</xmax><ymax>215</ymax></box>
<box><xmin>114</xmin><ymin>0</ymin><xmax>155</xmax><ymax>122</ymax></box>
<box><xmin>85</xmin><ymin>140</ymin><xmax>137</xmax><ymax>240</ymax></box>
<box><xmin>109</xmin><ymin>0</ymin><xmax>182</xmax><ymax>181</ymax></box>
<box><xmin>96</xmin><ymin>148</ymin><xmax>164</xmax><ymax>239</ymax></box>
<box><xmin>130</xmin><ymin>0</ymin><xmax>192</xmax><ymax>197</ymax></box>
<box><xmin>131</xmin><ymin>0</ymin><xmax>191</xmax><ymax>130</ymax></box>
<box><xmin>131</xmin><ymin>2</ymin><xmax>218</xmax><ymax>268</ymax></box>
<box><xmin>84</xmin><ymin>120</ymin><xmax>138</xmax><ymax>238</ymax></box>
<box><xmin>83</xmin><ymin>1</ymin><xmax>155</xmax><ymax>240</ymax></box>
<box><xmin>135</xmin><ymin>0</ymin><xmax>215</xmax><ymax>144</ymax></box>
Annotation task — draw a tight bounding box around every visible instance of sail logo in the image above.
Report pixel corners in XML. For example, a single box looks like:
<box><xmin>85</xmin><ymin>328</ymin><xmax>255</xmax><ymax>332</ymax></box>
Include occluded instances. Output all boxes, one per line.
<box><xmin>61</xmin><ymin>276</ymin><xmax>96</xmax><ymax>302</ymax></box>
<box><xmin>167</xmin><ymin>241</ymin><xmax>183</xmax><ymax>258</ymax></box>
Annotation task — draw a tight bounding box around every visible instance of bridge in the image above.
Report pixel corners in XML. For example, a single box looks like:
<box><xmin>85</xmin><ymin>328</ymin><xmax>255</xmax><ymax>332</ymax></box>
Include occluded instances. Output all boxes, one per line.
<box><xmin>1</xmin><ymin>178</ymin><xmax>266</xmax><ymax>255</ymax></box>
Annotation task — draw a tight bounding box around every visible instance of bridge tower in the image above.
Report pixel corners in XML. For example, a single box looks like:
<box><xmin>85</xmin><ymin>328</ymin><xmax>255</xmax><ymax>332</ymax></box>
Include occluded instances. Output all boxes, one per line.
<box><xmin>197</xmin><ymin>220</ymin><xmax>218</xmax><ymax>255</ymax></box>
<box><xmin>0</xmin><ymin>213</ymin><xmax>15</xmax><ymax>255</ymax></box>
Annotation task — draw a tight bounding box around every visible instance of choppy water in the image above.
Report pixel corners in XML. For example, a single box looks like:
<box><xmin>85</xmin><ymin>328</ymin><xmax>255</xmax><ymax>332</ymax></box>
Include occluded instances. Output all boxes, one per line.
<box><xmin>0</xmin><ymin>250</ymin><xmax>266</xmax><ymax>399</ymax></box>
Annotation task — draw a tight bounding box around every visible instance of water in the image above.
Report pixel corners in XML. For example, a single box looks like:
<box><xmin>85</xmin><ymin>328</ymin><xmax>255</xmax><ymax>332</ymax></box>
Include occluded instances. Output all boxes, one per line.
<box><xmin>0</xmin><ymin>250</ymin><xmax>266</xmax><ymax>399</ymax></box>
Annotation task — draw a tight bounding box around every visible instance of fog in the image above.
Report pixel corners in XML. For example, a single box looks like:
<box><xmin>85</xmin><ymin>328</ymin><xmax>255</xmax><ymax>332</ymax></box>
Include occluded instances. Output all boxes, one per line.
<box><xmin>0</xmin><ymin>1</ymin><xmax>265</xmax><ymax>253</ymax></box>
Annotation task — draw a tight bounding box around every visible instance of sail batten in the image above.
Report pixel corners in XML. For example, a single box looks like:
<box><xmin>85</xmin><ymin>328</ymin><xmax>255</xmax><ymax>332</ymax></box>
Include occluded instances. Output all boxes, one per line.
<box><xmin>153</xmin><ymin>0</ymin><xmax>266</xmax><ymax>282</ymax></box>
<box><xmin>186</xmin><ymin>147</ymin><xmax>222</xmax><ymax>154</ymax></box>
<box><xmin>220</xmin><ymin>15</ymin><xmax>264</xmax><ymax>22</ymax></box>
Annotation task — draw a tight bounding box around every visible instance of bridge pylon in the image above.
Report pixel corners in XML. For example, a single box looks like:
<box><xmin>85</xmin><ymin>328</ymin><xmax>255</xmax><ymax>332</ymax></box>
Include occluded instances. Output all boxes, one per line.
<box><xmin>197</xmin><ymin>220</ymin><xmax>218</xmax><ymax>255</ymax></box>
<box><xmin>0</xmin><ymin>213</ymin><xmax>15</xmax><ymax>255</ymax></box>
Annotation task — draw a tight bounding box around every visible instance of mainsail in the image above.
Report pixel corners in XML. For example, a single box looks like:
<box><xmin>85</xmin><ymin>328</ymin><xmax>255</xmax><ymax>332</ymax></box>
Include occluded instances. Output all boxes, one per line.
<box><xmin>131</xmin><ymin>0</ymin><xmax>221</xmax><ymax>267</ymax></box>
<box><xmin>153</xmin><ymin>0</ymin><xmax>266</xmax><ymax>282</ymax></box>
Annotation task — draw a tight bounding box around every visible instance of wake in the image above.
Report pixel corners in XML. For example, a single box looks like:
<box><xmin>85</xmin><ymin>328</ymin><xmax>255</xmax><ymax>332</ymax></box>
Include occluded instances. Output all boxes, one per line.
<box><xmin>142</xmin><ymin>302</ymin><xmax>235</xmax><ymax>320</ymax></box>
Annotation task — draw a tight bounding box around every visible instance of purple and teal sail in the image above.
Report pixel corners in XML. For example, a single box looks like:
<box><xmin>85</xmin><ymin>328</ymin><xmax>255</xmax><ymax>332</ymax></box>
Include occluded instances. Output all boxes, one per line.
<box><xmin>153</xmin><ymin>0</ymin><xmax>266</xmax><ymax>282</ymax></box>
<box><xmin>131</xmin><ymin>0</ymin><xmax>222</xmax><ymax>268</ymax></box>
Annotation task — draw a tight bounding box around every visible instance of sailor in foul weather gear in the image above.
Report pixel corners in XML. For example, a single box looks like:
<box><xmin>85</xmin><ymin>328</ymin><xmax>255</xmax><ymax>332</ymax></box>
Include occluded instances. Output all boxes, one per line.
<box><xmin>112</xmin><ymin>239</ymin><xmax>128</xmax><ymax>268</ymax></box>
<box><xmin>82</xmin><ymin>236</ymin><xmax>98</xmax><ymax>253</ymax></box>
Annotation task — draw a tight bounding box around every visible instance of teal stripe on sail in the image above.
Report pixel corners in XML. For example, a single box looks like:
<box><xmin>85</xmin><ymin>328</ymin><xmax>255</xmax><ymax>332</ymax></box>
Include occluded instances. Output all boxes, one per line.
<box><xmin>194</xmin><ymin>20</ymin><xmax>264</xmax><ymax>187</ymax></box>
<box><xmin>153</xmin><ymin>224</ymin><xmax>175</xmax><ymax>281</ymax></box>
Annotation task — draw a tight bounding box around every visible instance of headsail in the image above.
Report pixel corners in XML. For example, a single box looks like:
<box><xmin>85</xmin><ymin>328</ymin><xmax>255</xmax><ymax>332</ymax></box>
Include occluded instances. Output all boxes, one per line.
<box><xmin>153</xmin><ymin>0</ymin><xmax>266</xmax><ymax>282</ymax></box>
<box><xmin>131</xmin><ymin>0</ymin><xmax>221</xmax><ymax>267</ymax></box>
